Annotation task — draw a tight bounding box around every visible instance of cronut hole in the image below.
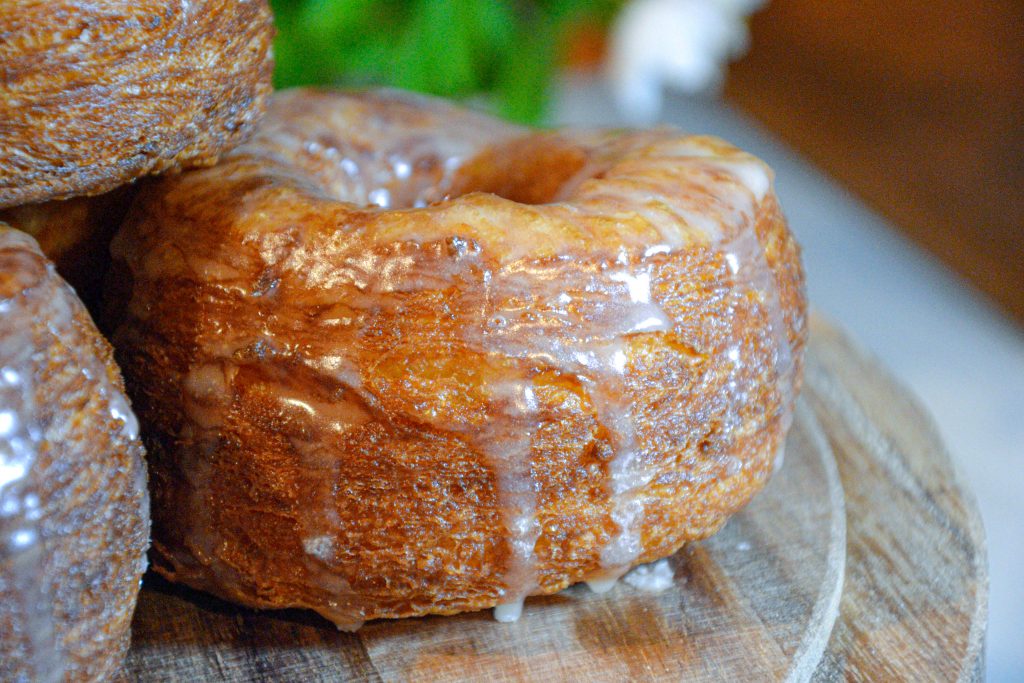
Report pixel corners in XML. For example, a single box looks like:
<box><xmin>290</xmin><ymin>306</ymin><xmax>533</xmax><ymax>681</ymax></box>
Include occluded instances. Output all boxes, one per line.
<box><xmin>328</xmin><ymin>135</ymin><xmax>590</xmax><ymax>210</ymax></box>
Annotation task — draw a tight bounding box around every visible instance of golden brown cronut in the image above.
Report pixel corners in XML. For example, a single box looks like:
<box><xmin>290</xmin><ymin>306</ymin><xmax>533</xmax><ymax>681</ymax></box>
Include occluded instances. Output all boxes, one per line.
<box><xmin>107</xmin><ymin>89</ymin><xmax>807</xmax><ymax>629</ymax></box>
<box><xmin>0</xmin><ymin>0</ymin><xmax>274</xmax><ymax>208</ymax></box>
<box><xmin>0</xmin><ymin>226</ymin><xmax>149</xmax><ymax>681</ymax></box>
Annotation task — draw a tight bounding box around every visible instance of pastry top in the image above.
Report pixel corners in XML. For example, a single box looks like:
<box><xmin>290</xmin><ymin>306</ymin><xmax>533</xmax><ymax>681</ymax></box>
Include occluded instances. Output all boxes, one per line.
<box><xmin>0</xmin><ymin>0</ymin><xmax>274</xmax><ymax>208</ymax></box>
<box><xmin>110</xmin><ymin>89</ymin><xmax>805</xmax><ymax>629</ymax></box>
<box><xmin>173</xmin><ymin>88</ymin><xmax>779</xmax><ymax>259</ymax></box>
<box><xmin>0</xmin><ymin>225</ymin><xmax>149</xmax><ymax>680</ymax></box>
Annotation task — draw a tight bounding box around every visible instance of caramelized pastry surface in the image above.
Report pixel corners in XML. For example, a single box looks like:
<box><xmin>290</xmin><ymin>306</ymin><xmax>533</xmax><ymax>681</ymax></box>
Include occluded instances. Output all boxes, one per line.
<box><xmin>0</xmin><ymin>226</ymin><xmax>149</xmax><ymax>681</ymax></box>
<box><xmin>108</xmin><ymin>89</ymin><xmax>806</xmax><ymax>629</ymax></box>
<box><xmin>0</xmin><ymin>0</ymin><xmax>274</xmax><ymax>208</ymax></box>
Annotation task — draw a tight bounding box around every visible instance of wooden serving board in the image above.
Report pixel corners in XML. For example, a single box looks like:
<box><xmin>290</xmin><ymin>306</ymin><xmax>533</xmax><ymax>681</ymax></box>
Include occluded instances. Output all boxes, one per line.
<box><xmin>121</xmin><ymin>318</ymin><xmax>986</xmax><ymax>681</ymax></box>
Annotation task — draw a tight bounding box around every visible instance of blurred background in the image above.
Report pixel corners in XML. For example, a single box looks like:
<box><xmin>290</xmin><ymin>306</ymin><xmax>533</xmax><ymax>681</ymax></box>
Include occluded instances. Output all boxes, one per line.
<box><xmin>270</xmin><ymin>0</ymin><xmax>625</xmax><ymax>122</ymax></box>
<box><xmin>727</xmin><ymin>1</ymin><xmax>1024</xmax><ymax>326</ymax></box>
<box><xmin>269</xmin><ymin>1</ymin><xmax>1023</xmax><ymax>679</ymax></box>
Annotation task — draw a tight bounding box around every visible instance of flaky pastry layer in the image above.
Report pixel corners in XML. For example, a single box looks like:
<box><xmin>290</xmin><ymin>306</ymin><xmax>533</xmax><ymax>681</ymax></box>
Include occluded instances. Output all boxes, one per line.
<box><xmin>108</xmin><ymin>89</ymin><xmax>807</xmax><ymax>629</ymax></box>
<box><xmin>0</xmin><ymin>226</ymin><xmax>149</xmax><ymax>680</ymax></box>
<box><xmin>0</xmin><ymin>0</ymin><xmax>274</xmax><ymax>208</ymax></box>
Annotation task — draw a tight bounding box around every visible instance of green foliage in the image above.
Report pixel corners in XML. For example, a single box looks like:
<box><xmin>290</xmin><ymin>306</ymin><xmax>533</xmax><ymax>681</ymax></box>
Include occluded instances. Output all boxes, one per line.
<box><xmin>268</xmin><ymin>0</ymin><xmax>623</xmax><ymax>123</ymax></box>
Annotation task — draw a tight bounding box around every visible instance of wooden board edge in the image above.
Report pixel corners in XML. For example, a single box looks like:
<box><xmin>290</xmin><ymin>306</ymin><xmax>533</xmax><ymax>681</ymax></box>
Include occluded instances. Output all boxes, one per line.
<box><xmin>786</xmin><ymin>398</ymin><xmax>847</xmax><ymax>683</ymax></box>
<box><xmin>807</xmin><ymin>314</ymin><xmax>989</xmax><ymax>681</ymax></box>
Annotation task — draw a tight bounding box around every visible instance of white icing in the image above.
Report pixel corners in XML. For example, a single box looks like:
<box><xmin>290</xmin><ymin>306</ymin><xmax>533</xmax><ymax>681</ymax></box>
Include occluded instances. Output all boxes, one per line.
<box><xmin>720</xmin><ymin>226</ymin><xmax>795</xmax><ymax>445</ymax></box>
<box><xmin>302</xmin><ymin>535</ymin><xmax>336</xmax><ymax>563</ymax></box>
<box><xmin>0</xmin><ymin>456</ymin><xmax>27</xmax><ymax>491</ymax></box>
<box><xmin>609</xmin><ymin>269</ymin><xmax>653</xmax><ymax>304</ymax></box>
<box><xmin>107</xmin><ymin>391</ymin><xmax>140</xmax><ymax>442</ymax></box>
<box><xmin>457</xmin><ymin>255</ymin><xmax>677</xmax><ymax>596</ymax></box>
<box><xmin>1</xmin><ymin>235</ymin><xmax>62</xmax><ymax>683</ymax></box>
<box><xmin>716</xmin><ymin>158</ymin><xmax>770</xmax><ymax>203</ymax></box>
<box><xmin>493</xmin><ymin>599</ymin><xmax>525</xmax><ymax>623</ymax></box>
<box><xmin>566</xmin><ymin>136</ymin><xmax>790</xmax><ymax>584</ymax></box>
<box><xmin>585</xmin><ymin>577</ymin><xmax>619</xmax><ymax>594</ymax></box>
<box><xmin>453</xmin><ymin>376</ymin><xmax>542</xmax><ymax>609</ymax></box>
<box><xmin>622</xmin><ymin>558</ymin><xmax>675</xmax><ymax>593</ymax></box>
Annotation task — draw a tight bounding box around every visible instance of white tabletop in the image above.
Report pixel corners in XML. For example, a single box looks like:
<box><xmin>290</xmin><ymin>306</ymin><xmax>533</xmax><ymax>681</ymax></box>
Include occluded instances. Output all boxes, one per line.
<box><xmin>552</xmin><ymin>75</ymin><xmax>1024</xmax><ymax>681</ymax></box>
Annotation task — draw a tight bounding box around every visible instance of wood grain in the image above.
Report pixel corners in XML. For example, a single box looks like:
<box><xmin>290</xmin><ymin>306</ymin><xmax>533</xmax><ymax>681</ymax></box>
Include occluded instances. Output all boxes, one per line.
<box><xmin>805</xmin><ymin>319</ymin><xmax>987</xmax><ymax>682</ymax></box>
<box><xmin>122</xmin><ymin>318</ymin><xmax>986</xmax><ymax>681</ymax></box>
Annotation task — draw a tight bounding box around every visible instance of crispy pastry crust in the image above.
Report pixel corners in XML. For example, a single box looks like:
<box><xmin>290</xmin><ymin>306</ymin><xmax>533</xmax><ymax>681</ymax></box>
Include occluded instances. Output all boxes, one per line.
<box><xmin>108</xmin><ymin>89</ymin><xmax>807</xmax><ymax>629</ymax></box>
<box><xmin>0</xmin><ymin>0</ymin><xmax>274</xmax><ymax>209</ymax></box>
<box><xmin>0</xmin><ymin>226</ymin><xmax>149</xmax><ymax>681</ymax></box>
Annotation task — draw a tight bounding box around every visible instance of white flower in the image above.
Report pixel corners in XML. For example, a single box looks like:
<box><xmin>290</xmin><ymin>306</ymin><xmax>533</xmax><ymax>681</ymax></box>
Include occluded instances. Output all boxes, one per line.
<box><xmin>607</xmin><ymin>0</ymin><xmax>765</xmax><ymax>122</ymax></box>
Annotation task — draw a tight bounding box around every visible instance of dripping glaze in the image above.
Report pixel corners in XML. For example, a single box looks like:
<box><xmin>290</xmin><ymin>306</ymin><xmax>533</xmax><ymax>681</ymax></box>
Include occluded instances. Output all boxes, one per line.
<box><xmin>0</xmin><ymin>325</ymin><xmax>62</xmax><ymax>683</ymax></box>
<box><xmin>111</xmin><ymin>89</ymin><xmax>800</xmax><ymax>628</ymax></box>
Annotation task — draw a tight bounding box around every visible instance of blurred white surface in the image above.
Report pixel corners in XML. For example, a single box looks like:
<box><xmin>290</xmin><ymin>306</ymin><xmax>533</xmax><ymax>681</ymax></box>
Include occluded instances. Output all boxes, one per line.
<box><xmin>607</xmin><ymin>0</ymin><xmax>763</xmax><ymax>122</ymax></box>
<box><xmin>552</xmin><ymin>75</ymin><xmax>1024</xmax><ymax>681</ymax></box>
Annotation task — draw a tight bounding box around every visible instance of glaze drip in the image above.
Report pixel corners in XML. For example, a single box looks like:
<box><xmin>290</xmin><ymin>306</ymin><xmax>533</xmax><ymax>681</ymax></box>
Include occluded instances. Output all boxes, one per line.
<box><xmin>109</xmin><ymin>89</ymin><xmax>803</xmax><ymax>629</ymax></box>
<box><xmin>1</xmin><ymin>231</ymin><xmax>65</xmax><ymax>683</ymax></box>
<box><xmin>622</xmin><ymin>558</ymin><xmax>675</xmax><ymax>592</ymax></box>
<box><xmin>720</xmin><ymin>226</ymin><xmax>795</xmax><ymax>459</ymax></box>
<box><xmin>465</xmin><ymin>254</ymin><xmax>673</xmax><ymax>589</ymax></box>
<box><xmin>0</xmin><ymin>361</ymin><xmax>62</xmax><ymax>683</ymax></box>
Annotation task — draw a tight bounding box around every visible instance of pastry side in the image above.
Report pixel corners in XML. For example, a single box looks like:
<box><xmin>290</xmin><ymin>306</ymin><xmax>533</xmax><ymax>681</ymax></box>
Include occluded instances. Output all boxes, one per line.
<box><xmin>0</xmin><ymin>0</ymin><xmax>274</xmax><ymax>208</ymax></box>
<box><xmin>106</xmin><ymin>89</ymin><xmax>807</xmax><ymax>629</ymax></box>
<box><xmin>0</xmin><ymin>226</ymin><xmax>150</xmax><ymax>681</ymax></box>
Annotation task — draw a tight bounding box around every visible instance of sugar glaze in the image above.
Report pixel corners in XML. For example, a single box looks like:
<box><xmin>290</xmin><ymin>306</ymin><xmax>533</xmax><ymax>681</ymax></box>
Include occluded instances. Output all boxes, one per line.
<box><xmin>1</xmin><ymin>228</ymin><xmax>148</xmax><ymax>680</ymax></box>
<box><xmin>1</xmin><ymin>230</ymin><xmax>68</xmax><ymax>683</ymax></box>
<box><xmin>114</xmin><ymin>90</ymin><xmax>799</xmax><ymax>629</ymax></box>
